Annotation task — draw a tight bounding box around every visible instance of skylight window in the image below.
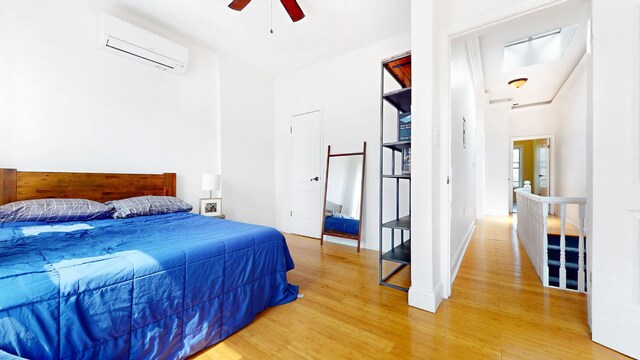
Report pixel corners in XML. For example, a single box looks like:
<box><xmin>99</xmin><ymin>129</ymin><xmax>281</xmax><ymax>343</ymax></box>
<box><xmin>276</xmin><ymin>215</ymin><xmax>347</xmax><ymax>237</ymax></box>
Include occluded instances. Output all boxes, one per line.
<box><xmin>505</xmin><ymin>29</ymin><xmax>562</xmax><ymax>47</ymax></box>
<box><xmin>503</xmin><ymin>24</ymin><xmax>578</xmax><ymax>71</ymax></box>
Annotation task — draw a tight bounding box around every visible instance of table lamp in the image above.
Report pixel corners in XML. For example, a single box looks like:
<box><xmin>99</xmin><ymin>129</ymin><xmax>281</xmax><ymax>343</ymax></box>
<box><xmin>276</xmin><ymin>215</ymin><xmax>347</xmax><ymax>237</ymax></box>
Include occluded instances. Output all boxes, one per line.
<box><xmin>201</xmin><ymin>174</ymin><xmax>221</xmax><ymax>198</ymax></box>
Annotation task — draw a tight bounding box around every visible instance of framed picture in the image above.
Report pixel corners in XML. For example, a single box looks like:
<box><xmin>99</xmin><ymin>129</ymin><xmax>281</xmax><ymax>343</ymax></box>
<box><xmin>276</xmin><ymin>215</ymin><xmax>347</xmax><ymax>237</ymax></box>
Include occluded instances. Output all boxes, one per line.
<box><xmin>200</xmin><ymin>198</ymin><xmax>222</xmax><ymax>217</ymax></box>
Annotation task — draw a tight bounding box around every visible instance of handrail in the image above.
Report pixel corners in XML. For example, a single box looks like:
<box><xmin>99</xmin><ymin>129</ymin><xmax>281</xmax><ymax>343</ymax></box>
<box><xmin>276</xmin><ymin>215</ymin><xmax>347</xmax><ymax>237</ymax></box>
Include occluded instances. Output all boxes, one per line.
<box><xmin>515</xmin><ymin>181</ymin><xmax>587</xmax><ymax>292</ymax></box>
<box><xmin>514</xmin><ymin>189</ymin><xmax>586</xmax><ymax>205</ymax></box>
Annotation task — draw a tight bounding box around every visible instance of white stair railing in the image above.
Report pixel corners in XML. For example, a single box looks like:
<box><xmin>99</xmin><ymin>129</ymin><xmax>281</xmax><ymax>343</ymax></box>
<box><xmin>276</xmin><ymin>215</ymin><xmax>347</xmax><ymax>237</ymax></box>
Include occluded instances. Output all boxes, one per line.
<box><xmin>515</xmin><ymin>181</ymin><xmax>587</xmax><ymax>292</ymax></box>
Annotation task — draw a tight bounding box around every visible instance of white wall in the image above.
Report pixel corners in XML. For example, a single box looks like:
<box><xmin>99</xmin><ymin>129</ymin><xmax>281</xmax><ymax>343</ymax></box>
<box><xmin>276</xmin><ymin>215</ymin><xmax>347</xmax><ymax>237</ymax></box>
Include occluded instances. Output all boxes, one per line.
<box><xmin>483</xmin><ymin>103</ymin><xmax>558</xmax><ymax>216</ymax></box>
<box><xmin>553</xmin><ymin>57</ymin><xmax>588</xmax><ymax>224</ymax></box>
<box><xmin>475</xmin><ymin>96</ymin><xmax>486</xmax><ymax>218</ymax></box>
<box><xmin>274</xmin><ymin>31</ymin><xmax>411</xmax><ymax>250</ymax></box>
<box><xmin>219</xmin><ymin>54</ymin><xmax>276</xmax><ymax>226</ymax></box>
<box><xmin>483</xmin><ymin>106</ymin><xmax>511</xmax><ymax>215</ymax></box>
<box><xmin>0</xmin><ymin>1</ymin><xmax>220</xmax><ymax>209</ymax></box>
<box><xmin>508</xmin><ymin>107</ymin><xmax>558</xmax><ymax>138</ymax></box>
<box><xmin>506</xmin><ymin>105</ymin><xmax>558</xmax><ymax>214</ymax></box>
<box><xmin>591</xmin><ymin>0</ymin><xmax>640</xmax><ymax>357</ymax></box>
<box><xmin>449</xmin><ymin>41</ymin><xmax>477</xmax><ymax>276</ymax></box>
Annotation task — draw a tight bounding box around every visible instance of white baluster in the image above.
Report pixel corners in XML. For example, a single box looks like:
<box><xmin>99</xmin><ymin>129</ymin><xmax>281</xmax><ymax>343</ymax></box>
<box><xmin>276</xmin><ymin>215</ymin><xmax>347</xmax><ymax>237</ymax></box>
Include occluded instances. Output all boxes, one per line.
<box><xmin>542</xmin><ymin>202</ymin><xmax>550</xmax><ymax>286</ymax></box>
<box><xmin>513</xmin><ymin>190</ymin><xmax>587</xmax><ymax>292</ymax></box>
<box><xmin>559</xmin><ymin>204</ymin><xmax>567</xmax><ymax>290</ymax></box>
<box><xmin>578</xmin><ymin>204</ymin><xmax>586</xmax><ymax>292</ymax></box>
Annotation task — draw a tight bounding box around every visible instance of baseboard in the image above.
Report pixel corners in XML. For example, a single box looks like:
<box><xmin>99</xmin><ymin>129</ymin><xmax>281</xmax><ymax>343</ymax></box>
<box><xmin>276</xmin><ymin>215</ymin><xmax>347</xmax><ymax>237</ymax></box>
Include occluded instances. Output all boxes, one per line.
<box><xmin>484</xmin><ymin>211</ymin><xmax>510</xmax><ymax>216</ymax></box>
<box><xmin>408</xmin><ymin>281</ymin><xmax>444</xmax><ymax>313</ymax></box>
<box><xmin>323</xmin><ymin>235</ymin><xmax>357</xmax><ymax>247</ymax></box>
<box><xmin>451</xmin><ymin>221</ymin><xmax>476</xmax><ymax>284</ymax></box>
<box><xmin>322</xmin><ymin>235</ymin><xmax>378</xmax><ymax>251</ymax></box>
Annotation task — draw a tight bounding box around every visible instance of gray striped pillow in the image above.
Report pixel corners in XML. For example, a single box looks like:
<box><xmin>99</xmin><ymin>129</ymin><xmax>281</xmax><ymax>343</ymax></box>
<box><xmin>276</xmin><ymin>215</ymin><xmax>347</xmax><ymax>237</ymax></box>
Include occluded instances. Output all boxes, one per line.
<box><xmin>106</xmin><ymin>196</ymin><xmax>192</xmax><ymax>219</ymax></box>
<box><xmin>0</xmin><ymin>199</ymin><xmax>114</xmax><ymax>223</ymax></box>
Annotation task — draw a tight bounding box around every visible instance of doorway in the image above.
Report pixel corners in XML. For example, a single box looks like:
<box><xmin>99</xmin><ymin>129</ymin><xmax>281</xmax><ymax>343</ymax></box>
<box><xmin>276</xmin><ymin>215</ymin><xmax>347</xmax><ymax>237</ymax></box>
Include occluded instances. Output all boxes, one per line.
<box><xmin>290</xmin><ymin>110</ymin><xmax>323</xmax><ymax>238</ymax></box>
<box><xmin>443</xmin><ymin>0</ymin><xmax>588</xmax><ymax>298</ymax></box>
<box><xmin>510</xmin><ymin>136</ymin><xmax>552</xmax><ymax>213</ymax></box>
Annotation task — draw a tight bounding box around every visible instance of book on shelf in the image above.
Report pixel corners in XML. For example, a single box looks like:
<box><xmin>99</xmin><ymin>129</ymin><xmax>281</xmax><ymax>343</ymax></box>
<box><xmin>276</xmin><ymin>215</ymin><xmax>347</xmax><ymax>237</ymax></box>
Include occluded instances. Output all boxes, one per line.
<box><xmin>402</xmin><ymin>148</ymin><xmax>411</xmax><ymax>175</ymax></box>
<box><xmin>399</xmin><ymin>112</ymin><xmax>411</xmax><ymax>141</ymax></box>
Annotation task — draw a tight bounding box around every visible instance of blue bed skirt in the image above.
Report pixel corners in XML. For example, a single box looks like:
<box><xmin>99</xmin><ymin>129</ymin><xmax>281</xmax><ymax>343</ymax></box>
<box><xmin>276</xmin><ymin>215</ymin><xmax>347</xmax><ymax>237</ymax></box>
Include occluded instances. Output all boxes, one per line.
<box><xmin>0</xmin><ymin>213</ymin><xmax>298</xmax><ymax>359</ymax></box>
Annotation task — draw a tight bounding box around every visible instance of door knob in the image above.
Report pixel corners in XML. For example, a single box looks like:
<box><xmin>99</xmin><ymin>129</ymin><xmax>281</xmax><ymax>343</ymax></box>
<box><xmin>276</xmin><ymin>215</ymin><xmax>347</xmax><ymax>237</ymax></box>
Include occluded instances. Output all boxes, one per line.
<box><xmin>310</xmin><ymin>176</ymin><xmax>319</xmax><ymax>182</ymax></box>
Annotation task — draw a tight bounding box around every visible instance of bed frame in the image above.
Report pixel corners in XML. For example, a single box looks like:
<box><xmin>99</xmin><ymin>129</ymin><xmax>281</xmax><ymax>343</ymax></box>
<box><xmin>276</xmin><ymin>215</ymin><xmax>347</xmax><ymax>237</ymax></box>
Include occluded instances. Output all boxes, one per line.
<box><xmin>0</xmin><ymin>168</ymin><xmax>176</xmax><ymax>205</ymax></box>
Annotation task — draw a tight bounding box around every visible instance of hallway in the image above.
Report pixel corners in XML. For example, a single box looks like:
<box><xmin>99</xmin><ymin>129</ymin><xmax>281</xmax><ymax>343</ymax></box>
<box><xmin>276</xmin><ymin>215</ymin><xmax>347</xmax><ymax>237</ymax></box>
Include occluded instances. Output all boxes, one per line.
<box><xmin>197</xmin><ymin>217</ymin><xmax>626</xmax><ymax>359</ymax></box>
<box><xmin>450</xmin><ymin>216</ymin><xmax>612</xmax><ymax>358</ymax></box>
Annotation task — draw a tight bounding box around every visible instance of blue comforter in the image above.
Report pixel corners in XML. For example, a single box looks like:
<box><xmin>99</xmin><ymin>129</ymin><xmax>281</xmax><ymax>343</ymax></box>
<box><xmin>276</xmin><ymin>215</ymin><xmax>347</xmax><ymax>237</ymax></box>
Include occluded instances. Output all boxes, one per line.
<box><xmin>324</xmin><ymin>215</ymin><xmax>359</xmax><ymax>235</ymax></box>
<box><xmin>0</xmin><ymin>213</ymin><xmax>298</xmax><ymax>359</ymax></box>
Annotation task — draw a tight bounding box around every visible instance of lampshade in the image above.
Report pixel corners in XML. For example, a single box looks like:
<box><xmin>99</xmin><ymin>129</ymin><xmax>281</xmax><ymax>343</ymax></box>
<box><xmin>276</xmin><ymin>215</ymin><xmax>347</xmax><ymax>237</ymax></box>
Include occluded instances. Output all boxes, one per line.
<box><xmin>201</xmin><ymin>174</ymin><xmax>221</xmax><ymax>192</ymax></box>
<box><xmin>508</xmin><ymin>77</ymin><xmax>528</xmax><ymax>89</ymax></box>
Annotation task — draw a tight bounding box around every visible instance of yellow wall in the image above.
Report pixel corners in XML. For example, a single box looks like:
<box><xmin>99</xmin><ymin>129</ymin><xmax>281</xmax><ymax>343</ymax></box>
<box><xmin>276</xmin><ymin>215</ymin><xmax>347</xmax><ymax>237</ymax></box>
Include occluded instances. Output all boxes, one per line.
<box><xmin>514</xmin><ymin>140</ymin><xmax>534</xmax><ymax>190</ymax></box>
<box><xmin>514</xmin><ymin>139</ymin><xmax>549</xmax><ymax>196</ymax></box>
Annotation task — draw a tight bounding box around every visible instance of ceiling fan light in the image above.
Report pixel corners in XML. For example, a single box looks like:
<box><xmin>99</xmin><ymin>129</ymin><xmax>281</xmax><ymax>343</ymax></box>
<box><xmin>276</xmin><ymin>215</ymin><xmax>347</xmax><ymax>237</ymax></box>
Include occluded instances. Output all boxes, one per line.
<box><xmin>508</xmin><ymin>78</ymin><xmax>528</xmax><ymax>89</ymax></box>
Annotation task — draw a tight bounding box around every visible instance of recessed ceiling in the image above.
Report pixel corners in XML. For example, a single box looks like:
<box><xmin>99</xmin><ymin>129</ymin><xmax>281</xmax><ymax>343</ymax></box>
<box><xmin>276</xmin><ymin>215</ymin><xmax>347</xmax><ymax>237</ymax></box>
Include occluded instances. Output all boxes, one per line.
<box><xmin>111</xmin><ymin>0</ymin><xmax>412</xmax><ymax>76</ymax></box>
<box><xmin>502</xmin><ymin>24</ymin><xmax>578</xmax><ymax>71</ymax></box>
<box><xmin>470</xmin><ymin>1</ymin><xmax>590</xmax><ymax>107</ymax></box>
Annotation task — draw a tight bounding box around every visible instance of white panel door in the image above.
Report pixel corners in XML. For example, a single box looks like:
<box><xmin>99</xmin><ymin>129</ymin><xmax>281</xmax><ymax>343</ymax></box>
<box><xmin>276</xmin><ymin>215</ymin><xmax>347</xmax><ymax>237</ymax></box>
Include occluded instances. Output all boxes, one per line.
<box><xmin>591</xmin><ymin>0</ymin><xmax>640</xmax><ymax>357</ymax></box>
<box><xmin>290</xmin><ymin>110</ymin><xmax>323</xmax><ymax>238</ymax></box>
<box><xmin>538</xmin><ymin>140</ymin><xmax>550</xmax><ymax>196</ymax></box>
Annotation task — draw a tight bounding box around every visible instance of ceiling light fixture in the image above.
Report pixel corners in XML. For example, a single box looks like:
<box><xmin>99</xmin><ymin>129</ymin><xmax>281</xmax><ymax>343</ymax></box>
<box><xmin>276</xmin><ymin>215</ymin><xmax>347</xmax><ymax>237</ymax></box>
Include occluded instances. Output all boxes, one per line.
<box><xmin>508</xmin><ymin>78</ymin><xmax>528</xmax><ymax>89</ymax></box>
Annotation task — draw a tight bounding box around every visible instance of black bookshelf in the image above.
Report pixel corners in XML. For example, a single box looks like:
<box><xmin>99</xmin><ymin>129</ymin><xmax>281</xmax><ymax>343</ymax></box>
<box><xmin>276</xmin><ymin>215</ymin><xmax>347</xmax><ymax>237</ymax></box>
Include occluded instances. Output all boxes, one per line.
<box><xmin>382</xmin><ymin>140</ymin><xmax>412</xmax><ymax>152</ymax></box>
<box><xmin>379</xmin><ymin>51</ymin><xmax>412</xmax><ymax>292</ymax></box>
<box><xmin>382</xmin><ymin>174</ymin><xmax>411</xmax><ymax>180</ymax></box>
<box><xmin>381</xmin><ymin>215</ymin><xmax>411</xmax><ymax>229</ymax></box>
<box><xmin>382</xmin><ymin>240</ymin><xmax>411</xmax><ymax>265</ymax></box>
<box><xmin>382</xmin><ymin>87</ymin><xmax>412</xmax><ymax>113</ymax></box>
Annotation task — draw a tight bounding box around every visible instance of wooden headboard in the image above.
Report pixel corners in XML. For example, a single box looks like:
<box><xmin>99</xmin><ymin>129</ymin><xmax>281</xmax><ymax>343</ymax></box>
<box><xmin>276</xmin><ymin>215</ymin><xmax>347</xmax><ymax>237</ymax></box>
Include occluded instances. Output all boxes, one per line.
<box><xmin>0</xmin><ymin>169</ymin><xmax>176</xmax><ymax>205</ymax></box>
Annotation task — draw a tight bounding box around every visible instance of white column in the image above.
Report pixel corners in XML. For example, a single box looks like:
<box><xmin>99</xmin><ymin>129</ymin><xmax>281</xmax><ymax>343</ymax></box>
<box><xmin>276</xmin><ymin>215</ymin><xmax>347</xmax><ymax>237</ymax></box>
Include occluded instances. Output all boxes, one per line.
<box><xmin>409</xmin><ymin>0</ymin><xmax>441</xmax><ymax>312</ymax></box>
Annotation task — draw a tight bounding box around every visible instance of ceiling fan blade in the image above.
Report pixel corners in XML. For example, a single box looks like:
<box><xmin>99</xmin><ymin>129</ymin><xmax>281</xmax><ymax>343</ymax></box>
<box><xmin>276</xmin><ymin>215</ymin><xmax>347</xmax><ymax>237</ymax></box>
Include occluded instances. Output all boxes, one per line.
<box><xmin>228</xmin><ymin>0</ymin><xmax>252</xmax><ymax>11</ymax></box>
<box><xmin>280</xmin><ymin>0</ymin><xmax>305</xmax><ymax>22</ymax></box>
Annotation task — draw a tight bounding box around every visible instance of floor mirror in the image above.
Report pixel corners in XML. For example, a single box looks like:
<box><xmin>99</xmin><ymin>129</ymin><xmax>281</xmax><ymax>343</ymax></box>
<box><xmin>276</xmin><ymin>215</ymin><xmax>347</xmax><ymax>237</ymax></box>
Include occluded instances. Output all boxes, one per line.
<box><xmin>321</xmin><ymin>142</ymin><xmax>366</xmax><ymax>252</ymax></box>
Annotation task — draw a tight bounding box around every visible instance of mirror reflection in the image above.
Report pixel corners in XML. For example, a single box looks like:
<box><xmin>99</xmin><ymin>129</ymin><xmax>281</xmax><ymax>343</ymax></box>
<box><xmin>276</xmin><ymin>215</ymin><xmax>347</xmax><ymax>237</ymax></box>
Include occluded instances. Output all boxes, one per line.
<box><xmin>322</xmin><ymin>142</ymin><xmax>366</xmax><ymax>252</ymax></box>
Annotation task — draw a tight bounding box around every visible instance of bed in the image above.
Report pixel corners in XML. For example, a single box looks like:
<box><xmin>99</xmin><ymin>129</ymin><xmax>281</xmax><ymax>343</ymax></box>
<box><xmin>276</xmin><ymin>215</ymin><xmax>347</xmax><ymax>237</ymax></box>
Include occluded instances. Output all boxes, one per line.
<box><xmin>323</xmin><ymin>214</ymin><xmax>359</xmax><ymax>236</ymax></box>
<box><xmin>323</xmin><ymin>201</ymin><xmax>359</xmax><ymax>236</ymax></box>
<box><xmin>0</xmin><ymin>169</ymin><xmax>298</xmax><ymax>359</ymax></box>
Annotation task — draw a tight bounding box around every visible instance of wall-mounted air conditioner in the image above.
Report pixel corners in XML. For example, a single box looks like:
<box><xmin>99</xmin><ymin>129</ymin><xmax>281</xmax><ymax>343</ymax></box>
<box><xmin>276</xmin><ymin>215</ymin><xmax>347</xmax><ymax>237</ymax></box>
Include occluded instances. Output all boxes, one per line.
<box><xmin>100</xmin><ymin>14</ymin><xmax>188</xmax><ymax>74</ymax></box>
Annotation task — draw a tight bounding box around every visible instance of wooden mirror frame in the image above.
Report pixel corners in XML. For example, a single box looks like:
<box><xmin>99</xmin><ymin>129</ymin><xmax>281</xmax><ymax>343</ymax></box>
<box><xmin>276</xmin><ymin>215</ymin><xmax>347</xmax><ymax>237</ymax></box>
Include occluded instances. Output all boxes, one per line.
<box><xmin>320</xmin><ymin>142</ymin><xmax>366</xmax><ymax>252</ymax></box>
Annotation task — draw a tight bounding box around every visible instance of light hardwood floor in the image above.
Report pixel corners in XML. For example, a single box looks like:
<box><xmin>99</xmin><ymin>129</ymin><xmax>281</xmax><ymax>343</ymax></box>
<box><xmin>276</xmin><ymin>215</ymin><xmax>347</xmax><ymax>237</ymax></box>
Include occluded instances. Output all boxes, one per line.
<box><xmin>546</xmin><ymin>214</ymin><xmax>581</xmax><ymax>236</ymax></box>
<box><xmin>194</xmin><ymin>216</ymin><xmax>627</xmax><ymax>359</ymax></box>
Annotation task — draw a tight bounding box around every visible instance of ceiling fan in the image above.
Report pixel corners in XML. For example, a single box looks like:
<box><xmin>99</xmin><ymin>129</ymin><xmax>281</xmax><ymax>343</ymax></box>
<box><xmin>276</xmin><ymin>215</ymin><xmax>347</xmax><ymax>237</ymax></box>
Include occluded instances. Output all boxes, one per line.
<box><xmin>228</xmin><ymin>0</ymin><xmax>305</xmax><ymax>22</ymax></box>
